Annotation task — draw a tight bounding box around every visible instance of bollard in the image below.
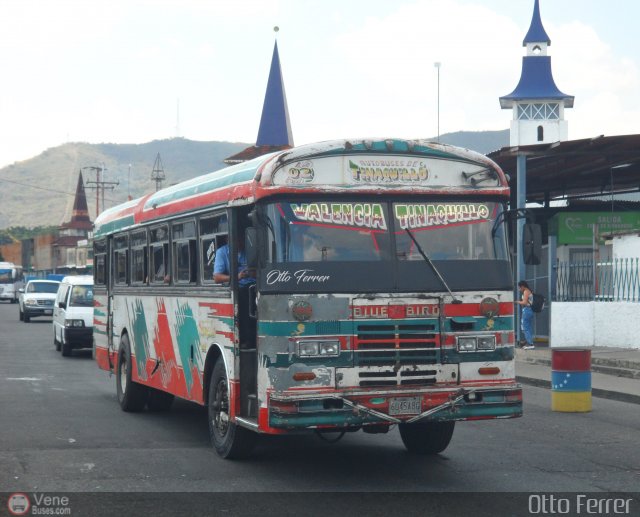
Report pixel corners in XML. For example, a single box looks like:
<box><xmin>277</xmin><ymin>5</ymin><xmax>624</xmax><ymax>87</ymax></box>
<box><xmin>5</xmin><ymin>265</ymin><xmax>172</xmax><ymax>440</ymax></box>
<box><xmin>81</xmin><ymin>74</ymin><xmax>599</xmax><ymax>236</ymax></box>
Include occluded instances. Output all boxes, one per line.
<box><xmin>551</xmin><ymin>348</ymin><xmax>592</xmax><ymax>412</ymax></box>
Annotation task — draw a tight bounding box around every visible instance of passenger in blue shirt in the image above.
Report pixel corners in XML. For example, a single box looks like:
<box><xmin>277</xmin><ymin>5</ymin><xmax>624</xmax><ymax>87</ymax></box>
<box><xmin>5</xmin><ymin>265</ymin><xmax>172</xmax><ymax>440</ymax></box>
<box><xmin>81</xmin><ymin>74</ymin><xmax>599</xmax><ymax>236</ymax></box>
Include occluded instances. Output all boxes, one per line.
<box><xmin>213</xmin><ymin>242</ymin><xmax>255</xmax><ymax>286</ymax></box>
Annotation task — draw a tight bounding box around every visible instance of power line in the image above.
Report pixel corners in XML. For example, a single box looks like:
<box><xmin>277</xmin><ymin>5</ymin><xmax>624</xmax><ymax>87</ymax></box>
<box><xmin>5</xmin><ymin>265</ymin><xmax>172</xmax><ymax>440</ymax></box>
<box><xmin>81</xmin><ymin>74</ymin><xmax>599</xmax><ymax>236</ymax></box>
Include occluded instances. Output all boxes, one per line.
<box><xmin>0</xmin><ymin>176</ymin><xmax>76</xmax><ymax>197</ymax></box>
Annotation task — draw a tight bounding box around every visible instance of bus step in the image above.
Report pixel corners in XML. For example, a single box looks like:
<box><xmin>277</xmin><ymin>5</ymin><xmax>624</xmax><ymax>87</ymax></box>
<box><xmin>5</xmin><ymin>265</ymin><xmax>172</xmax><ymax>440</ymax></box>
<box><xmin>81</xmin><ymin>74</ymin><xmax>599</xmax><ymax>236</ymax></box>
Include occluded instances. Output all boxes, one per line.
<box><xmin>247</xmin><ymin>393</ymin><xmax>258</xmax><ymax>417</ymax></box>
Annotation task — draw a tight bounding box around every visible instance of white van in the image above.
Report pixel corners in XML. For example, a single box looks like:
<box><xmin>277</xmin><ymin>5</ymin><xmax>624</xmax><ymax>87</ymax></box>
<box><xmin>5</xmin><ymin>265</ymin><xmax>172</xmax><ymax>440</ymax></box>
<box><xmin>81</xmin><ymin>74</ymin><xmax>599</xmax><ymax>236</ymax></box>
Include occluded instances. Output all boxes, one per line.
<box><xmin>53</xmin><ymin>275</ymin><xmax>94</xmax><ymax>357</ymax></box>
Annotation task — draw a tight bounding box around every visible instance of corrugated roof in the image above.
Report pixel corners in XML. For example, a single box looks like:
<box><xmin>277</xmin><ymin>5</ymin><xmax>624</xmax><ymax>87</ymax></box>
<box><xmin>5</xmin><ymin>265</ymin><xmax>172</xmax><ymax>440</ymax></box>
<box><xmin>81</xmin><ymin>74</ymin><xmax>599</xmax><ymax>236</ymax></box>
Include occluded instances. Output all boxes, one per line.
<box><xmin>488</xmin><ymin>134</ymin><xmax>640</xmax><ymax>203</ymax></box>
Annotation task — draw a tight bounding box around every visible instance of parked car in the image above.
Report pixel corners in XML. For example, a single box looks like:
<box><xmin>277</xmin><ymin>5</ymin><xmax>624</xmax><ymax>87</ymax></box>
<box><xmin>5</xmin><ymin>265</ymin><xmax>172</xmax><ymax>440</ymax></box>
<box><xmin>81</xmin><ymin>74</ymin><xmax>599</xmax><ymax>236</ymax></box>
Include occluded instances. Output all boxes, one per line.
<box><xmin>18</xmin><ymin>279</ymin><xmax>61</xmax><ymax>322</ymax></box>
<box><xmin>52</xmin><ymin>275</ymin><xmax>94</xmax><ymax>357</ymax></box>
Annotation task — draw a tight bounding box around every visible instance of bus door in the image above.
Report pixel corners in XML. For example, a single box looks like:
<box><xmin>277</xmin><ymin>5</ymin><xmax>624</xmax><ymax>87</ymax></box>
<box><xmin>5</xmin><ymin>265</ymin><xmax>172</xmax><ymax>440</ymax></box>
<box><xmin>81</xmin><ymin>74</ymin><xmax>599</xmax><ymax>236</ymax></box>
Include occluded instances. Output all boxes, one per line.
<box><xmin>106</xmin><ymin>235</ymin><xmax>115</xmax><ymax>370</ymax></box>
<box><xmin>234</xmin><ymin>212</ymin><xmax>258</xmax><ymax>419</ymax></box>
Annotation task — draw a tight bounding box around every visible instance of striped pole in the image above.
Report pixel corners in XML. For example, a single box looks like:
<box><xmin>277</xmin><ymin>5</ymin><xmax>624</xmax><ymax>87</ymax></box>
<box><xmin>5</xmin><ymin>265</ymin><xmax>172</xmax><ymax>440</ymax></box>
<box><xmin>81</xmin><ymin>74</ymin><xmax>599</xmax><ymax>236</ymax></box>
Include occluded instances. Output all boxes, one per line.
<box><xmin>551</xmin><ymin>348</ymin><xmax>592</xmax><ymax>412</ymax></box>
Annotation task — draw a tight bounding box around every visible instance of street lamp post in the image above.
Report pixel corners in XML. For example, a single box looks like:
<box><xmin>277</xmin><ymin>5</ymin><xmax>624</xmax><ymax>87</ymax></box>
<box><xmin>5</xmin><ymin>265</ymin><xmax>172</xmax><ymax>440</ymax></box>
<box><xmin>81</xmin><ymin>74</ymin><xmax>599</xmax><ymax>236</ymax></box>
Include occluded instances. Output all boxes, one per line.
<box><xmin>434</xmin><ymin>62</ymin><xmax>441</xmax><ymax>142</ymax></box>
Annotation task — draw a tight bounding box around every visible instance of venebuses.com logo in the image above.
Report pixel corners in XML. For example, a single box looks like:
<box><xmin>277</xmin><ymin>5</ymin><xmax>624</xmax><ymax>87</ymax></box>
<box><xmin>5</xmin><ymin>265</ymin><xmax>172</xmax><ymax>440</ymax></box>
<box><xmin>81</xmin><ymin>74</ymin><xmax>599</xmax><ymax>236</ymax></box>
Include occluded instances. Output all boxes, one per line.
<box><xmin>6</xmin><ymin>493</ymin><xmax>71</xmax><ymax>515</ymax></box>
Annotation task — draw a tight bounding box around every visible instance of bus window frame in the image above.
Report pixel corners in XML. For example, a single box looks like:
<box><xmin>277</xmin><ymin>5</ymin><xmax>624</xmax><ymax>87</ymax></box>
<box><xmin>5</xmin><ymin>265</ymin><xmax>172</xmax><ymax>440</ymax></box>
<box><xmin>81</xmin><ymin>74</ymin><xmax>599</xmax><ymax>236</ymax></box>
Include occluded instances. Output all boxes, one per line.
<box><xmin>199</xmin><ymin>212</ymin><xmax>229</xmax><ymax>286</ymax></box>
<box><xmin>113</xmin><ymin>235</ymin><xmax>129</xmax><ymax>286</ymax></box>
<box><xmin>172</xmin><ymin>219</ymin><xmax>197</xmax><ymax>285</ymax></box>
<box><xmin>94</xmin><ymin>239</ymin><xmax>108</xmax><ymax>286</ymax></box>
<box><xmin>130</xmin><ymin>229</ymin><xmax>148</xmax><ymax>285</ymax></box>
<box><xmin>149</xmin><ymin>224</ymin><xmax>170</xmax><ymax>285</ymax></box>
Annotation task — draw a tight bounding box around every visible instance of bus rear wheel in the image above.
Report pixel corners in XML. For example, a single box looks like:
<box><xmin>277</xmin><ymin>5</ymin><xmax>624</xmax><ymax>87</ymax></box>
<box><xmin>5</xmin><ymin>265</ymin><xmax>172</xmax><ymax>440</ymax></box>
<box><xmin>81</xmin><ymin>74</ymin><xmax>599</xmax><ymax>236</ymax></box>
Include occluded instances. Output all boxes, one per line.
<box><xmin>116</xmin><ymin>334</ymin><xmax>148</xmax><ymax>412</ymax></box>
<box><xmin>399</xmin><ymin>420</ymin><xmax>455</xmax><ymax>455</ymax></box>
<box><xmin>208</xmin><ymin>358</ymin><xmax>256</xmax><ymax>459</ymax></box>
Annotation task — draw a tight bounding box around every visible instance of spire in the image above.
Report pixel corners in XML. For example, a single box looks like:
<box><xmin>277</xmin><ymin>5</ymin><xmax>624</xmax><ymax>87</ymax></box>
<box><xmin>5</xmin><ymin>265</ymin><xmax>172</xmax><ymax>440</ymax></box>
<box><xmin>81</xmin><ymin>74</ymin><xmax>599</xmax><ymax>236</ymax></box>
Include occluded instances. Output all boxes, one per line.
<box><xmin>256</xmin><ymin>39</ymin><xmax>293</xmax><ymax>147</ymax></box>
<box><xmin>63</xmin><ymin>171</ymin><xmax>93</xmax><ymax>230</ymax></box>
<box><xmin>523</xmin><ymin>0</ymin><xmax>551</xmax><ymax>46</ymax></box>
<box><xmin>224</xmin><ymin>31</ymin><xmax>294</xmax><ymax>164</ymax></box>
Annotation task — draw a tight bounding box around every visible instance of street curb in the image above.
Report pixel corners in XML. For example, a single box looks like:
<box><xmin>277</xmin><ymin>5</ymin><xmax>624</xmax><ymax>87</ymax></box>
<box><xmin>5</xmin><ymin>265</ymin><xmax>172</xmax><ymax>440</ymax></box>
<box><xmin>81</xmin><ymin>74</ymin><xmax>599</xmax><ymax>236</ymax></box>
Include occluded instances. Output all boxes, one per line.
<box><xmin>516</xmin><ymin>376</ymin><xmax>640</xmax><ymax>406</ymax></box>
<box><xmin>518</xmin><ymin>358</ymin><xmax>640</xmax><ymax>379</ymax></box>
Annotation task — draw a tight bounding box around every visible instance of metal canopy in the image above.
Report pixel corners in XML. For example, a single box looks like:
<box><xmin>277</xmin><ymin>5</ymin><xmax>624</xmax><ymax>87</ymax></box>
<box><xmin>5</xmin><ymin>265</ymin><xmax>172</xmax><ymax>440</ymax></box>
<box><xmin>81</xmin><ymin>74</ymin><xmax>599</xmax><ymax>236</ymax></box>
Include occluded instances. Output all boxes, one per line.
<box><xmin>488</xmin><ymin>134</ymin><xmax>640</xmax><ymax>204</ymax></box>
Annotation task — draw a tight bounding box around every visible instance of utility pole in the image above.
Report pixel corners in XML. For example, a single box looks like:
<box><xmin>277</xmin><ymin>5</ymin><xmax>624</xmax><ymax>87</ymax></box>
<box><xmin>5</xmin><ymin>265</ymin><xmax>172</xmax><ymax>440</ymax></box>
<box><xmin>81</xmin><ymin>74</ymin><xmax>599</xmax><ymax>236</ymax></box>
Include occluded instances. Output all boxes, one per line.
<box><xmin>434</xmin><ymin>62</ymin><xmax>441</xmax><ymax>142</ymax></box>
<box><xmin>84</xmin><ymin>165</ymin><xmax>119</xmax><ymax>218</ymax></box>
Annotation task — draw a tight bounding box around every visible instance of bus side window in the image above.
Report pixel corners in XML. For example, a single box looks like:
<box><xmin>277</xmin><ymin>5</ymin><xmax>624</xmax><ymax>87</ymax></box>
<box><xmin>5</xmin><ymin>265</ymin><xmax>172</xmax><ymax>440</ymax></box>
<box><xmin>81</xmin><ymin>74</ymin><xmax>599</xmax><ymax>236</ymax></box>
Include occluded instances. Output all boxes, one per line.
<box><xmin>199</xmin><ymin>213</ymin><xmax>228</xmax><ymax>284</ymax></box>
<box><xmin>130</xmin><ymin>230</ymin><xmax>148</xmax><ymax>285</ymax></box>
<box><xmin>151</xmin><ymin>244</ymin><xmax>169</xmax><ymax>283</ymax></box>
<box><xmin>113</xmin><ymin>235</ymin><xmax>129</xmax><ymax>285</ymax></box>
<box><xmin>150</xmin><ymin>225</ymin><xmax>170</xmax><ymax>284</ymax></box>
<box><xmin>94</xmin><ymin>239</ymin><xmax>107</xmax><ymax>286</ymax></box>
<box><xmin>172</xmin><ymin>220</ymin><xmax>197</xmax><ymax>285</ymax></box>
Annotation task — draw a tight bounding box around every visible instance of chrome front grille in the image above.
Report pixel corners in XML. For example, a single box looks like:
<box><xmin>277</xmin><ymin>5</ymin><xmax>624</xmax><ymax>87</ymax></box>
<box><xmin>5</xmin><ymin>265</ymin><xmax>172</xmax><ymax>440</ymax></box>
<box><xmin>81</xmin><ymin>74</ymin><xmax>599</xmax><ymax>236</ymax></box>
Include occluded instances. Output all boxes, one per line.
<box><xmin>353</xmin><ymin>323</ymin><xmax>440</xmax><ymax>387</ymax></box>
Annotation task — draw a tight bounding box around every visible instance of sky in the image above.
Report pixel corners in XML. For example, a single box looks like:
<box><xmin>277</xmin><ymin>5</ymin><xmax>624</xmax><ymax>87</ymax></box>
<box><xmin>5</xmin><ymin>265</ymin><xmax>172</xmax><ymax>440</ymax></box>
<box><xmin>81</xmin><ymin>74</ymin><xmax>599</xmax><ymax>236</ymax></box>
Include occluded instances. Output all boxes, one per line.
<box><xmin>1</xmin><ymin>0</ymin><xmax>639</xmax><ymax>169</ymax></box>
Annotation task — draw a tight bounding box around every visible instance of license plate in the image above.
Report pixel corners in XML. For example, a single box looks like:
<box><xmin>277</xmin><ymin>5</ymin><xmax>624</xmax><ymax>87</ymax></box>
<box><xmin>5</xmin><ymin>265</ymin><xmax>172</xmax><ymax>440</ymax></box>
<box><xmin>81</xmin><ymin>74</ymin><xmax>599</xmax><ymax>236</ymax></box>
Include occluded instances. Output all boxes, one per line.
<box><xmin>389</xmin><ymin>396</ymin><xmax>421</xmax><ymax>416</ymax></box>
<box><xmin>44</xmin><ymin>310</ymin><xmax>52</xmax><ymax>315</ymax></box>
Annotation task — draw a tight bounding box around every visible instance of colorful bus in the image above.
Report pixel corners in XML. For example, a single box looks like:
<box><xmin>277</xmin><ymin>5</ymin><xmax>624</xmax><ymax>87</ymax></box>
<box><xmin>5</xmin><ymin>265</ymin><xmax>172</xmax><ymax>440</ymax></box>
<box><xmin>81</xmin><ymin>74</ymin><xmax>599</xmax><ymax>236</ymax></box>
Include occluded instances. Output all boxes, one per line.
<box><xmin>93</xmin><ymin>139</ymin><xmax>523</xmax><ymax>458</ymax></box>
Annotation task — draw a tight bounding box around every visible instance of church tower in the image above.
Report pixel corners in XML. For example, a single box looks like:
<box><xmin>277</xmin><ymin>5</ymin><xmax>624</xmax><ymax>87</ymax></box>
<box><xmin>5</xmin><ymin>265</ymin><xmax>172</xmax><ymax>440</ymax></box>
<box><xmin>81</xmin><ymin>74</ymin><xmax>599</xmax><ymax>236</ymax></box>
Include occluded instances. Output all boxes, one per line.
<box><xmin>500</xmin><ymin>0</ymin><xmax>574</xmax><ymax>146</ymax></box>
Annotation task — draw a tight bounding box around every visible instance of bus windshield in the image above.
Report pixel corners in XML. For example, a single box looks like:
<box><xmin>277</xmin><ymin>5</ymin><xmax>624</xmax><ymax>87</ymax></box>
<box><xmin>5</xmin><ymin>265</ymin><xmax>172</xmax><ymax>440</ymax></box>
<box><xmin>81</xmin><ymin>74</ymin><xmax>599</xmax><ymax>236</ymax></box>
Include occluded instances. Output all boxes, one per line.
<box><xmin>264</xmin><ymin>200</ymin><xmax>508</xmax><ymax>263</ymax></box>
<box><xmin>265</xmin><ymin>201</ymin><xmax>391</xmax><ymax>262</ymax></box>
<box><xmin>0</xmin><ymin>269</ymin><xmax>13</xmax><ymax>284</ymax></box>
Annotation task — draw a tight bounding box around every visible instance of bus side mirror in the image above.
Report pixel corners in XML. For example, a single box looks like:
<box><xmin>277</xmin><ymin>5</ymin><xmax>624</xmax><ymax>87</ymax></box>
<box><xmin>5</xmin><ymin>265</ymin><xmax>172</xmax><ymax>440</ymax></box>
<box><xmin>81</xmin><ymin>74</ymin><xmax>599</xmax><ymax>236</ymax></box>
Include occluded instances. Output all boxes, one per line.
<box><xmin>245</xmin><ymin>227</ymin><xmax>258</xmax><ymax>268</ymax></box>
<box><xmin>523</xmin><ymin>223</ymin><xmax>542</xmax><ymax>265</ymax></box>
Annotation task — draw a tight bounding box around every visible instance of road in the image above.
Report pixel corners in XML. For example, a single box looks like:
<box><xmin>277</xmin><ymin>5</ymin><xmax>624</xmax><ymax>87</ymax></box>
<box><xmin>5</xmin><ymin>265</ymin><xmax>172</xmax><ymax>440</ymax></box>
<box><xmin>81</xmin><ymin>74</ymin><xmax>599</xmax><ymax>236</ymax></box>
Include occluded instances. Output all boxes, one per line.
<box><xmin>0</xmin><ymin>301</ymin><xmax>638</xmax><ymax>513</ymax></box>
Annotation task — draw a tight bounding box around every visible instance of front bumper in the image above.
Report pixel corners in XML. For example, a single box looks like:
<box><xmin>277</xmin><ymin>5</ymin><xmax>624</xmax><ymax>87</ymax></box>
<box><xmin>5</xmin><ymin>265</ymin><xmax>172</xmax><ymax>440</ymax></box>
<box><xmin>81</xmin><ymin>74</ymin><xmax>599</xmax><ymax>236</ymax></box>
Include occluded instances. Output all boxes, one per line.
<box><xmin>268</xmin><ymin>384</ymin><xmax>523</xmax><ymax>430</ymax></box>
<box><xmin>23</xmin><ymin>306</ymin><xmax>54</xmax><ymax>317</ymax></box>
<box><xmin>63</xmin><ymin>327</ymin><xmax>93</xmax><ymax>348</ymax></box>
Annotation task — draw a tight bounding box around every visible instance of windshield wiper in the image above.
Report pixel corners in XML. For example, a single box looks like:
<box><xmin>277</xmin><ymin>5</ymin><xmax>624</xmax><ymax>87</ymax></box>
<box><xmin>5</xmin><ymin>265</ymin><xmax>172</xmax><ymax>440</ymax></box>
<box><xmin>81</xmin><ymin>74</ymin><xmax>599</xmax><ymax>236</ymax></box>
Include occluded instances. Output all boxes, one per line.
<box><xmin>404</xmin><ymin>228</ymin><xmax>462</xmax><ymax>304</ymax></box>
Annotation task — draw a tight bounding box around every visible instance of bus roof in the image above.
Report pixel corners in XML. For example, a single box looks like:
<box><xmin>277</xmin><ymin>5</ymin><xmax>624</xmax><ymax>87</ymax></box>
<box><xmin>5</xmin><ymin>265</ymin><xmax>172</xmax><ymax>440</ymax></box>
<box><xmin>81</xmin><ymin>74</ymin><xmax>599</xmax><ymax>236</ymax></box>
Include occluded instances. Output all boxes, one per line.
<box><xmin>94</xmin><ymin>138</ymin><xmax>509</xmax><ymax>238</ymax></box>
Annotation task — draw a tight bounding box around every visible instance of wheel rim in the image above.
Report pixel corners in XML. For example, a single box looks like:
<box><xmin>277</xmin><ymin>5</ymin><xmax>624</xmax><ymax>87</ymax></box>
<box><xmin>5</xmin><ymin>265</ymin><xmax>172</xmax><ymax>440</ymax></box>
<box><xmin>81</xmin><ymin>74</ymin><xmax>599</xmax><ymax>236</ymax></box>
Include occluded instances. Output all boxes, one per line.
<box><xmin>211</xmin><ymin>377</ymin><xmax>230</xmax><ymax>438</ymax></box>
<box><xmin>119</xmin><ymin>354</ymin><xmax>128</xmax><ymax>395</ymax></box>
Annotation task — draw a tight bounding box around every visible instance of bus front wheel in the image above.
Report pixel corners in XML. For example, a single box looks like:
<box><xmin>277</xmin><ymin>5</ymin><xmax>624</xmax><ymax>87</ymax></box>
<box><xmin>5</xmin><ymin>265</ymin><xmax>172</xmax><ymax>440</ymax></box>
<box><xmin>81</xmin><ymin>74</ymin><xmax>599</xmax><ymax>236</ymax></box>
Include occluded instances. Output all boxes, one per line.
<box><xmin>399</xmin><ymin>420</ymin><xmax>455</xmax><ymax>455</ymax></box>
<box><xmin>208</xmin><ymin>358</ymin><xmax>256</xmax><ymax>459</ymax></box>
<box><xmin>116</xmin><ymin>334</ymin><xmax>148</xmax><ymax>412</ymax></box>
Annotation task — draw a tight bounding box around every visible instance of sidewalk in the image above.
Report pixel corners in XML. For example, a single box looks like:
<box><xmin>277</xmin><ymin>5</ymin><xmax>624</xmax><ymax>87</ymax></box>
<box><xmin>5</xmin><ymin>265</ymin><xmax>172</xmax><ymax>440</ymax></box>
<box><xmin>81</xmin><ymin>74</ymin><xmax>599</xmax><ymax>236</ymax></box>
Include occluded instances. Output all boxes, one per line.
<box><xmin>515</xmin><ymin>346</ymin><xmax>640</xmax><ymax>405</ymax></box>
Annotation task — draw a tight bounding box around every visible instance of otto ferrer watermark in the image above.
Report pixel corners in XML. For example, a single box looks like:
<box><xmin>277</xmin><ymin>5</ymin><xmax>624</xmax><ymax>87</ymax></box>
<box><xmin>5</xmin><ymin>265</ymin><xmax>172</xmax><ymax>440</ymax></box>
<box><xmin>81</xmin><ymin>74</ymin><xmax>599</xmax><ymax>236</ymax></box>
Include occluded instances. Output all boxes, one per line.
<box><xmin>7</xmin><ymin>493</ymin><xmax>72</xmax><ymax>516</ymax></box>
<box><xmin>529</xmin><ymin>494</ymin><xmax>634</xmax><ymax>515</ymax></box>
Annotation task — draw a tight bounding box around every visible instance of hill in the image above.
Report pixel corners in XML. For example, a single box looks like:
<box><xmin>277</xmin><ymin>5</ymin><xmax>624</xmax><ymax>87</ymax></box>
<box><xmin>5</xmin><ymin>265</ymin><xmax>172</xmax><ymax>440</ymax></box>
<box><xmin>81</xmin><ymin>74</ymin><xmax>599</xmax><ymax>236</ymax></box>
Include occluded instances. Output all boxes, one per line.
<box><xmin>0</xmin><ymin>139</ymin><xmax>249</xmax><ymax>229</ymax></box>
<box><xmin>0</xmin><ymin>131</ymin><xmax>509</xmax><ymax>229</ymax></box>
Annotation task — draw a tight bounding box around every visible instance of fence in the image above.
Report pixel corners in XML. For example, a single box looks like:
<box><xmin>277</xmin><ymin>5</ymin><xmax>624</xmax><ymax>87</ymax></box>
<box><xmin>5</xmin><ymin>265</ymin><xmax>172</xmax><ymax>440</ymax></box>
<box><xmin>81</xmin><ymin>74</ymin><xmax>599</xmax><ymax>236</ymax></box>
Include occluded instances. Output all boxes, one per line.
<box><xmin>555</xmin><ymin>258</ymin><xmax>640</xmax><ymax>302</ymax></box>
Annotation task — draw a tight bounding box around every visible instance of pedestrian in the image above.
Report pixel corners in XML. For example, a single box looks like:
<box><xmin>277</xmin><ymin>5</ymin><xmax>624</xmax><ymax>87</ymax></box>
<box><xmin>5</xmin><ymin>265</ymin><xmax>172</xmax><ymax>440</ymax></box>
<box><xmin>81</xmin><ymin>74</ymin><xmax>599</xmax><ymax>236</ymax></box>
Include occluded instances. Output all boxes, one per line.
<box><xmin>516</xmin><ymin>280</ymin><xmax>535</xmax><ymax>349</ymax></box>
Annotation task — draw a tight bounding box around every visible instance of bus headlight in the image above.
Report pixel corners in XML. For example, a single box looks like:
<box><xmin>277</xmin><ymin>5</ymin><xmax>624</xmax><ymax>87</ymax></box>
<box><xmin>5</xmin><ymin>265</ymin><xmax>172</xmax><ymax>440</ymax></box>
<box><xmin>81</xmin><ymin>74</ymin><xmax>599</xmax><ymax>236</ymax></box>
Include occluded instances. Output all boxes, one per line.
<box><xmin>457</xmin><ymin>336</ymin><xmax>477</xmax><ymax>352</ymax></box>
<box><xmin>297</xmin><ymin>340</ymin><xmax>340</xmax><ymax>358</ymax></box>
<box><xmin>477</xmin><ymin>336</ymin><xmax>496</xmax><ymax>350</ymax></box>
<box><xmin>65</xmin><ymin>319</ymin><xmax>85</xmax><ymax>328</ymax></box>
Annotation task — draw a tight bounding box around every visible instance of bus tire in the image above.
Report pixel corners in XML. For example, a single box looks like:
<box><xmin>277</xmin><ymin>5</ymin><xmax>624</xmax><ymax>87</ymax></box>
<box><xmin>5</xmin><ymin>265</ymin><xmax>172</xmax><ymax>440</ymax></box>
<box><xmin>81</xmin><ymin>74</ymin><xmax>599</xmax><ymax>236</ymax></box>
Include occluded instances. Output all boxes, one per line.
<box><xmin>116</xmin><ymin>334</ymin><xmax>148</xmax><ymax>412</ymax></box>
<box><xmin>208</xmin><ymin>358</ymin><xmax>256</xmax><ymax>459</ymax></box>
<box><xmin>399</xmin><ymin>420</ymin><xmax>455</xmax><ymax>455</ymax></box>
<box><xmin>147</xmin><ymin>389</ymin><xmax>174</xmax><ymax>412</ymax></box>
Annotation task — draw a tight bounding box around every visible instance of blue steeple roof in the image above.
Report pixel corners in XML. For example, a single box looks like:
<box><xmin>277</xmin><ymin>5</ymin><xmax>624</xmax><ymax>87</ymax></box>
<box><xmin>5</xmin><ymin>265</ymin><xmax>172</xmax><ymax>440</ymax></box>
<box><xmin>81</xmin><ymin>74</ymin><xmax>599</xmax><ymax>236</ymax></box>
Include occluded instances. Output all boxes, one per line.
<box><xmin>523</xmin><ymin>0</ymin><xmax>550</xmax><ymax>46</ymax></box>
<box><xmin>256</xmin><ymin>41</ymin><xmax>294</xmax><ymax>147</ymax></box>
<box><xmin>500</xmin><ymin>56</ymin><xmax>574</xmax><ymax>108</ymax></box>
